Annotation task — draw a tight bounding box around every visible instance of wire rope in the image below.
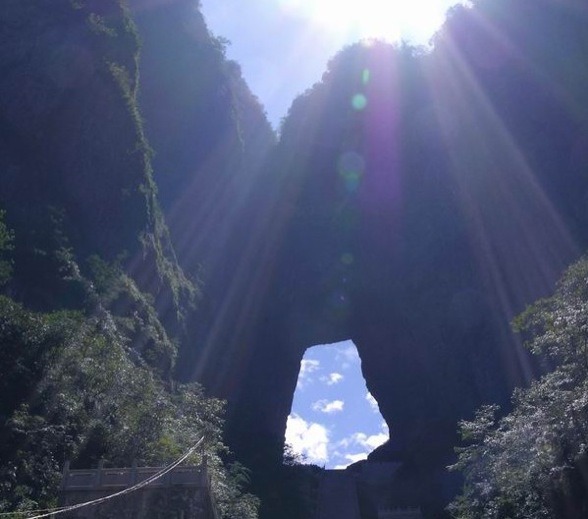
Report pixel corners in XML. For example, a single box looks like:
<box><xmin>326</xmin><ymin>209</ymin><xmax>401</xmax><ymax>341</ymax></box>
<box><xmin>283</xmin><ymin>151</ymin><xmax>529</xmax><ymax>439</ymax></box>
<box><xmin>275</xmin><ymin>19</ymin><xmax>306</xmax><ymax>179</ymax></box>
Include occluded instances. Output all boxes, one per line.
<box><xmin>1</xmin><ymin>435</ymin><xmax>206</xmax><ymax>519</ymax></box>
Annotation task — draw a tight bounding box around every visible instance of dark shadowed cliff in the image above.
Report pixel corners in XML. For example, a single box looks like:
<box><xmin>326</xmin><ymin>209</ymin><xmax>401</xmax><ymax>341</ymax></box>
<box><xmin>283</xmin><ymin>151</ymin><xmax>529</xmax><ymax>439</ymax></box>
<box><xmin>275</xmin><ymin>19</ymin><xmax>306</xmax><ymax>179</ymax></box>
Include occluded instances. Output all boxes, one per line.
<box><xmin>0</xmin><ymin>0</ymin><xmax>194</xmax><ymax>327</ymax></box>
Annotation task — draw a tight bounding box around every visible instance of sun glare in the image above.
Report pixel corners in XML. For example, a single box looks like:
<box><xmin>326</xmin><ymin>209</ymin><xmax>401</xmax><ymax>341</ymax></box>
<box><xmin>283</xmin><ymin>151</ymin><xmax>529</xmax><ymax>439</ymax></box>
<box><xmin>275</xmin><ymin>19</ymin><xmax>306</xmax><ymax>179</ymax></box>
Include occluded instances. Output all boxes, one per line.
<box><xmin>279</xmin><ymin>0</ymin><xmax>461</xmax><ymax>43</ymax></box>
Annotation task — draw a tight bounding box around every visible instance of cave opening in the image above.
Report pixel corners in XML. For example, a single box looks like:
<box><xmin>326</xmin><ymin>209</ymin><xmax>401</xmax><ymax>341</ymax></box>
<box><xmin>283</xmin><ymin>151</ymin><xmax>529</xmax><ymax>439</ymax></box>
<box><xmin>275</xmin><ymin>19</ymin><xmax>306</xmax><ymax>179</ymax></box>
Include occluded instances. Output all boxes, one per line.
<box><xmin>284</xmin><ymin>340</ymin><xmax>388</xmax><ymax>469</ymax></box>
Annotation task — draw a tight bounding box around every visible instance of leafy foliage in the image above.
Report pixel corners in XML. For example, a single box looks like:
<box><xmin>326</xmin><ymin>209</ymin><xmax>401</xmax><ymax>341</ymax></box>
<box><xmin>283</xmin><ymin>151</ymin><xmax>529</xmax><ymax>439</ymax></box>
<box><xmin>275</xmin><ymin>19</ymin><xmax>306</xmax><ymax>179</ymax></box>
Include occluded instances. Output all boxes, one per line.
<box><xmin>0</xmin><ymin>254</ymin><xmax>258</xmax><ymax>518</ymax></box>
<box><xmin>83</xmin><ymin>254</ymin><xmax>178</xmax><ymax>377</ymax></box>
<box><xmin>449</xmin><ymin>258</ymin><xmax>588</xmax><ymax>519</ymax></box>
<box><xmin>0</xmin><ymin>209</ymin><xmax>13</xmax><ymax>285</ymax></box>
<box><xmin>0</xmin><ymin>0</ymin><xmax>196</xmax><ymax>326</ymax></box>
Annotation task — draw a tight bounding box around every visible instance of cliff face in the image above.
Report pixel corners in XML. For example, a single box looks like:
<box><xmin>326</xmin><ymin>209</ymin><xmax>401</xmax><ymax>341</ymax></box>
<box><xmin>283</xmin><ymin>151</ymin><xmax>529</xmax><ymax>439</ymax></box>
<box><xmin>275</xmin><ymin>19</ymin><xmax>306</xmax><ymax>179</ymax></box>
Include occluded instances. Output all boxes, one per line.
<box><xmin>133</xmin><ymin>2</ymin><xmax>274</xmax><ymax>263</ymax></box>
<box><xmin>0</xmin><ymin>0</ymin><xmax>192</xmax><ymax>322</ymax></box>
<box><xmin>126</xmin><ymin>0</ymin><xmax>277</xmax><ymax>387</ymax></box>
<box><xmin>0</xmin><ymin>0</ymin><xmax>278</xmax><ymax>389</ymax></box>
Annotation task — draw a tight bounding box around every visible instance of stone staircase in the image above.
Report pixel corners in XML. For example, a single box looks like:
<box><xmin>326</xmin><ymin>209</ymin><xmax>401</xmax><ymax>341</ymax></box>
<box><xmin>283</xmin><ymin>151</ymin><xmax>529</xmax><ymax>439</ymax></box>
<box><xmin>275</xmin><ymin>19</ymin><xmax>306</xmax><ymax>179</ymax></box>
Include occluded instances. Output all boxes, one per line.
<box><xmin>315</xmin><ymin>470</ymin><xmax>361</xmax><ymax>519</ymax></box>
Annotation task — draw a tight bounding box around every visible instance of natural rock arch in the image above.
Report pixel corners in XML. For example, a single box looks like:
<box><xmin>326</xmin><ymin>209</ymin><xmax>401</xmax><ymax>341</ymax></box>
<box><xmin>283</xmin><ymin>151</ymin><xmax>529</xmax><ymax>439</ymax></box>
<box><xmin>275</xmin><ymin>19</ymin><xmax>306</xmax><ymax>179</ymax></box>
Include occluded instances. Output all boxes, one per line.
<box><xmin>128</xmin><ymin>2</ymin><xmax>588</xmax><ymax>513</ymax></box>
<box><xmin>174</xmin><ymin>35</ymin><xmax>588</xmax><ymax>512</ymax></box>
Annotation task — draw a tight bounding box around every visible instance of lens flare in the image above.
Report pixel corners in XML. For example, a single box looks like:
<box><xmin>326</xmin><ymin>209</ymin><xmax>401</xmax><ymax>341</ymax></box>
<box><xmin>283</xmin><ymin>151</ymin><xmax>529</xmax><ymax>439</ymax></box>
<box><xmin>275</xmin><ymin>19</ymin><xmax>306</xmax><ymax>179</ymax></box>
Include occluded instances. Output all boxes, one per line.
<box><xmin>341</xmin><ymin>253</ymin><xmax>354</xmax><ymax>265</ymax></box>
<box><xmin>362</xmin><ymin>68</ymin><xmax>371</xmax><ymax>85</ymax></box>
<box><xmin>338</xmin><ymin>151</ymin><xmax>365</xmax><ymax>192</ymax></box>
<box><xmin>351</xmin><ymin>93</ymin><xmax>367</xmax><ymax>110</ymax></box>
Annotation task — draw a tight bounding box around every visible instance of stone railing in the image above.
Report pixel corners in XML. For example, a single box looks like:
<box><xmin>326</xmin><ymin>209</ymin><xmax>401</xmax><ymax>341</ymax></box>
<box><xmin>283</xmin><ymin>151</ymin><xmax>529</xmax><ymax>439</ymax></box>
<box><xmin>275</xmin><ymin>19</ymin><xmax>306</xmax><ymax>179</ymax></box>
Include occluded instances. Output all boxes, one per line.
<box><xmin>377</xmin><ymin>507</ymin><xmax>423</xmax><ymax>519</ymax></box>
<box><xmin>61</xmin><ymin>461</ymin><xmax>210</xmax><ymax>490</ymax></box>
<box><xmin>60</xmin><ymin>461</ymin><xmax>220</xmax><ymax>519</ymax></box>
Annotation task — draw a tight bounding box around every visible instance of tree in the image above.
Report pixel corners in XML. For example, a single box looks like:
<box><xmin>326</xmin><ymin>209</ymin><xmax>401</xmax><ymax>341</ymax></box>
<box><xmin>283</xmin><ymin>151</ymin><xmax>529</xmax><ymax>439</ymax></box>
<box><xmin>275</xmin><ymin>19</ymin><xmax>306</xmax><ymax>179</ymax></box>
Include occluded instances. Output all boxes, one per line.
<box><xmin>449</xmin><ymin>258</ymin><xmax>588</xmax><ymax>519</ymax></box>
<box><xmin>0</xmin><ymin>209</ymin><xmax>13</xmax><ymax>285</ymax></box>
<box><xmin>0</xmin><ymin>252</ymin><xmax>259</xmax><ymax>518</ymax></box>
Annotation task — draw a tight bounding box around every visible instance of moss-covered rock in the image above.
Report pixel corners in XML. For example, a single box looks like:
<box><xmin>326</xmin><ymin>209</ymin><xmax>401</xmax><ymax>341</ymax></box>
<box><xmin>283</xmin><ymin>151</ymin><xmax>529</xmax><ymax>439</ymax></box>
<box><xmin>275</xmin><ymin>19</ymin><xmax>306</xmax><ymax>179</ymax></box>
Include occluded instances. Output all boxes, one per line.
<box><xmin>0</xmin><ymin>0</ymin><xmax>194</xmax><ymax>323</ymax></box>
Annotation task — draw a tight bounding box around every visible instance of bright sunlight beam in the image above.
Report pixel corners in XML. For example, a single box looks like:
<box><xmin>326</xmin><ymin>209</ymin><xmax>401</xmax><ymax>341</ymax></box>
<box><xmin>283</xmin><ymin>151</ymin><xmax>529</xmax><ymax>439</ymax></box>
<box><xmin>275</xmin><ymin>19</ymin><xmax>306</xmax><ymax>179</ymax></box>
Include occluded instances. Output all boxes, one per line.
<box><xmin>278</xmin><ymin>0</ymin><xmax>467</xmax><ymax>43</ymax></box>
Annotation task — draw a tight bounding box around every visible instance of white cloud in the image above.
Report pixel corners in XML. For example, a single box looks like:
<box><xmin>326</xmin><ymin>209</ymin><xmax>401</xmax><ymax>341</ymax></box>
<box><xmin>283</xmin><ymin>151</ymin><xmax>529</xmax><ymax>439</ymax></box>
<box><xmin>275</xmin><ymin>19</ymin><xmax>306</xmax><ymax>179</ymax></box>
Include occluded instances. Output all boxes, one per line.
<box><xmin>345</xmin><ymin>452</ymin><xmax>369</xmax><ymax>464</ymax></box>
<box><xmin>336</xmin><ymin>427</ymin><xmax>389</xmax><ymax>451</ymax></box>
<box><xmin>353</xmin><ymin>432</ymin><xmax>388</xmax><ymax>449</ymax></box>
<box><xmin>335</xmin><ymin>343</ymin><xmax>360</xmax><ymax>369</ymax></box>
<box><xmin>312</xmin><ymin>399</ymin><xmax>345</xmax><ymax>414</ymax></box>
<box><xmin>321</xmin><ymin>372</ymin><xmax>344</xmax><ymax>386</ymax></box>
<box><xmin>331</xmin><ymin>428</ymin><xmax>389</xmax><ymax>469</ymax></box>
<box><xmin>301</xmin><ymin>358</ymin><xmax>320</xmax><ymax>374</ymax></box>
<box><xmin>366</xmin><ymin>391</ymin><xmax>380</xmax><ymax>413</ymax></box>
<box><xmin>285</xmin><ymin>414</ymin><xmax>329</xmax><ymax>464</ymax></box>
<box><xmin>296</xmin><ymin>359</ymin><xmax>320</xmax><ymax>389</ymax></box>
<box><xmin>333</xmin><ymin>452</ymin><xmax>370</xmax><ymax>470</ymax></box>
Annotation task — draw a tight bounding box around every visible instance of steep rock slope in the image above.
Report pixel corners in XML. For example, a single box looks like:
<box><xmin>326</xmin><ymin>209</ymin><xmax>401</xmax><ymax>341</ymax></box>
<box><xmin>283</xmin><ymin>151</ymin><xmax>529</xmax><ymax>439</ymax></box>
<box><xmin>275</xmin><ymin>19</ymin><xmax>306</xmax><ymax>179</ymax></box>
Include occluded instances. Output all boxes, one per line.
<box><xmin>0</xmin><ymin>0</ymin><xmax>193</xmax><ymax>366</ymax></box>
<box><xmin>0</xmin><ymin>2</ymin><xmax>261</xmax><ymax>516</ymax></box>
<box><xmin>127</xmin><ymin>0</ymin><xmax>277</xmax><ymax>387</ymax></box>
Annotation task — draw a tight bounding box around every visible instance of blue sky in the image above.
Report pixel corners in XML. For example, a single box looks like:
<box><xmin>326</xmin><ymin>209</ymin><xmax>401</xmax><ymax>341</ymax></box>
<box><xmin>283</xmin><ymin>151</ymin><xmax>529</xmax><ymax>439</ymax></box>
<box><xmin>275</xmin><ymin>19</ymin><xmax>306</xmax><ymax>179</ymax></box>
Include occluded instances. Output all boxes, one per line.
<box><xmin>284</xmin><ymin>341</ymin><xmax>388</xmax><ymax>469</ymax></box>
<box><xmin>201</xmin><ymin>0</ymin><xmax>466</xmax><ymax>128</ymax></box>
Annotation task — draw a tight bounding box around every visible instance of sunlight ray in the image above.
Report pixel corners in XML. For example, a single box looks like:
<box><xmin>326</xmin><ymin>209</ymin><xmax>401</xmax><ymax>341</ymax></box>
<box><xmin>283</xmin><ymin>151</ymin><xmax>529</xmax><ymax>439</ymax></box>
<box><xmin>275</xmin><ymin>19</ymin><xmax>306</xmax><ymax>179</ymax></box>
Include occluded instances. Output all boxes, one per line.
<box><xmin>162</xmin><ymin>64</ymin><xmax>337</xmax><ymax>386</ymax></box>
<box><xmin>426</xmin><ymin>15</ymin><xmax>579</xmax><ymax>384</ymax></box>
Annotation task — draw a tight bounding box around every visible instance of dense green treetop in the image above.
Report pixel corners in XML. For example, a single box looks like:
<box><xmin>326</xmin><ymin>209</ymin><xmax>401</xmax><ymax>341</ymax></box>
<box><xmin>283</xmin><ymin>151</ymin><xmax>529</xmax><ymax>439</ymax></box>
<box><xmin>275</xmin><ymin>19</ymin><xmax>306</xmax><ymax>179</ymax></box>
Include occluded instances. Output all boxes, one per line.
<box><xmin>0</xmin><ymin>248</ymin><xmax>258</xmax><ymax>518</ymax></box>
<box><xmin>450</xmin><ymin>258</ymin><xmax>588</xmax><ymax>519</ymax></box>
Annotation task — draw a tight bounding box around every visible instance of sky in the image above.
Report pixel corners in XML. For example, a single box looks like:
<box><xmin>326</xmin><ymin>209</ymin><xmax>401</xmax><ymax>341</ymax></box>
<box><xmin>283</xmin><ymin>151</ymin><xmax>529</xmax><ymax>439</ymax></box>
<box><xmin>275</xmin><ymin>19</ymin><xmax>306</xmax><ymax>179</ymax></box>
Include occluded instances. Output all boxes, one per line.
<box><xmin>201</xmin><ymin>0</ymin><xmax>466</xmax><ymax>128</ymax></box>
<box><xmin>284</xmin><ymin>340</ymin><xmax>388</xmax><ymax>469</ymax></box>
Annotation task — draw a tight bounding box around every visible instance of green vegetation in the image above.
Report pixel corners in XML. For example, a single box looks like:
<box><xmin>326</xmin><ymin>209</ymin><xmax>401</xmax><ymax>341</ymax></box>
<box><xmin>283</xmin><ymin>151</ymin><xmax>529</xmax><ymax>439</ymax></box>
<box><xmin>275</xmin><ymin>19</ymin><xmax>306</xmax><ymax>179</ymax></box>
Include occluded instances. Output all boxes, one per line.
<box><xmin>0</xmin><ymin>217</ymin><xmax>257</xmax><ymax>518</ymax></box>
<box><xmin>0</xmin><ymin>293</ymin><xmax>258</xmax><ymax>518</ymax></box>
<box><xmin>0</xmin><ymin>1</ymin><xmax>259</xmax><ymax>515</ymax></box>
<box><xmin>449</xmin><ymin>258</ymin><xmax>588</xmax><ymax>518</ymax></box>
<box><xmin>102</xmin><ymin>3</ymin><xmax>198</xmax><ymax>322</ymax></box>
<box><xmin>0</xmin><ymin>210</ymin><xmax>13</xmax><ymax>285</ymax></box>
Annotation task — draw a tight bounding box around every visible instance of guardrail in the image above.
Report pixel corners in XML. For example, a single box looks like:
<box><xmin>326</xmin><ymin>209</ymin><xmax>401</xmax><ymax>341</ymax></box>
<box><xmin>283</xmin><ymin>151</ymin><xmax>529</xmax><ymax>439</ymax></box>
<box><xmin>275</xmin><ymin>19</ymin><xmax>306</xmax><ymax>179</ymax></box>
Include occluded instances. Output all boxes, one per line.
<box><xmin>60</xmin><ymin>460</ymin><xmax>220</xmax><ymax>519</ymax></box>
<box><xmin>61</xmin><ymin>461</ymin><xmax>210</xmax><ymax>490</ymax></box>
<box><xmin>377</xmin><ymin>507</ymin><xmax>423</xmax><ymax>519</ymax></box>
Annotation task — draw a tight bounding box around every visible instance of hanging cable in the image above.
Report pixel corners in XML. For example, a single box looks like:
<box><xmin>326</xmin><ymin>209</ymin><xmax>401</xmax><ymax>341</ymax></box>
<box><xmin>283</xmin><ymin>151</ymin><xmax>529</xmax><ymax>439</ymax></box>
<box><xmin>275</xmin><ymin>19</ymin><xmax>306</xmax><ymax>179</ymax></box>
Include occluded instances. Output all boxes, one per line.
<box><xmin>2</xmin><ymin>435</ymin><xmax>206</xmax><ymax>519</ymax></box>
<box><xmin>0</xmin><ymin>506</ymin><xmax>69</xmax><ymax>517</ymax></box>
